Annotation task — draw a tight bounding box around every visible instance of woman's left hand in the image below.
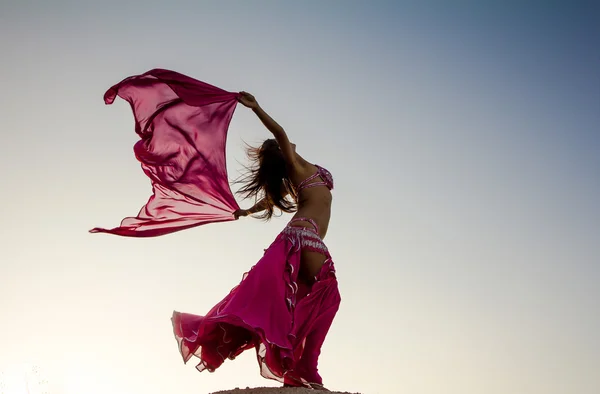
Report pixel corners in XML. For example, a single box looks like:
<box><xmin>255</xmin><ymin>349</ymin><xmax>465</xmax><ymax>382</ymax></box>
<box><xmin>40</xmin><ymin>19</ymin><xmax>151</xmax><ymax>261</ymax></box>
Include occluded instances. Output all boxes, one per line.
<box><xmin>237</xmin><ymin>92</ymin><xmax>259</xmax><ymax>109</ymax></box>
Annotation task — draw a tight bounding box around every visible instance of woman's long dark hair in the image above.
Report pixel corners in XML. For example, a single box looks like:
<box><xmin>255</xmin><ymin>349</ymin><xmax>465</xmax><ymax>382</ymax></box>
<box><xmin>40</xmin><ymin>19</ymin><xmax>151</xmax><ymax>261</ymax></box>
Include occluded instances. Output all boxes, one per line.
<box><xmin>236</xmin><ymin>139</ymin><xmax>297</xmax><ymax>220</ymax></box>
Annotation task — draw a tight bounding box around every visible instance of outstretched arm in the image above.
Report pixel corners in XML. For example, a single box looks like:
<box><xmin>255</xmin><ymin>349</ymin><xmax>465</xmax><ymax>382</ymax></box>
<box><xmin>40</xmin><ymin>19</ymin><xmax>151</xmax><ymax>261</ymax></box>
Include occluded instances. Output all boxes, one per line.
<box><xmin>234</xmin><ymin>184</ymin><xmax>291</xmax><ymax>219</ymax></box>
<box><xmin>237</xmin><ymin>92</ymin><xmax>297</xmax><ymax>166</ymax></box>
<box><xmin>234</xmin><ymin>198</ymin><xmax>269</xmax><ymax>219</ymax></box>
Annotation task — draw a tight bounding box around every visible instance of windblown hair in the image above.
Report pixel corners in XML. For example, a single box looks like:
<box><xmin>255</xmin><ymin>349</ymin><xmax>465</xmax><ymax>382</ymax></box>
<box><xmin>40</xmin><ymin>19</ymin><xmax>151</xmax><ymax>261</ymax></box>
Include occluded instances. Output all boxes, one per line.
<box><xmin>236</xmin><ymin>139</ymin><xmax>297</xmax><ymax>220</ymax></box>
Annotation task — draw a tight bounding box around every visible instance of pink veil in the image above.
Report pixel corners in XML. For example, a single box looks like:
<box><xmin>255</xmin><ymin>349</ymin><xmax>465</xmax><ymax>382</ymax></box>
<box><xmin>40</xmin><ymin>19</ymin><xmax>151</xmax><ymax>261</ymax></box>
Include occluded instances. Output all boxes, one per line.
<box><xmin>90</xmin><ymin>69</ymin><xmax>241</xmax><ymax>237</ymax></box>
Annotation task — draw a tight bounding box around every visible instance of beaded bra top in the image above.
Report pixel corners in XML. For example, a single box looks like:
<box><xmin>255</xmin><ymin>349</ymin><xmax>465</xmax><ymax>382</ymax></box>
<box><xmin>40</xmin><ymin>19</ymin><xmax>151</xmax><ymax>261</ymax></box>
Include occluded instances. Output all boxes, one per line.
<box><xmin>296</xmin><ymin>165</ymin><xmax>334</xmax><ymax>192</ymax></box>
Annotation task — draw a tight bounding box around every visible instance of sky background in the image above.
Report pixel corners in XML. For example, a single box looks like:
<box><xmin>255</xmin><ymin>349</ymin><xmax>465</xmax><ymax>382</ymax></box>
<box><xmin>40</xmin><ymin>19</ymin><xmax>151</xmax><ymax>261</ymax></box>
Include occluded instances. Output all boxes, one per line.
<box><xmin>1</xmin><ymin>1</ymin><xmax>599</xmax><ymax>393</ymax></box>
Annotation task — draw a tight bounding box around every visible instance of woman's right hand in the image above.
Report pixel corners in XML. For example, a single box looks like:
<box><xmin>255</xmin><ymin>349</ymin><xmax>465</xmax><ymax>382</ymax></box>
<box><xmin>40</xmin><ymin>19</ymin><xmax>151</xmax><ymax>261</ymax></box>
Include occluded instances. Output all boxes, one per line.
<box><xmin>237</xmin><ymin>91</ymin><xmax>259</xmax><ymax>109</ymax></box>
<box><xmin>233</xmin><ymin>209</ymin><xmax>248</xmax><ymax>220</ymax></box>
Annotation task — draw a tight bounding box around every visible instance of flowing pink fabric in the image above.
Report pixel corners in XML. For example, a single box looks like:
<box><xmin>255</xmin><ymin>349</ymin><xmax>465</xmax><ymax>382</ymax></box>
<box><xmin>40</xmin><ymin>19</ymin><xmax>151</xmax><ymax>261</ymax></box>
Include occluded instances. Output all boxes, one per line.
<box><xmin>90</xmin><ymin>69</ymin><xmax>240</xmax><ymax>237</ymax></box>
<box><xmin>171</xmin><ymin>228</ymin><xmax>341</xmax><ymax>387</ymax></box>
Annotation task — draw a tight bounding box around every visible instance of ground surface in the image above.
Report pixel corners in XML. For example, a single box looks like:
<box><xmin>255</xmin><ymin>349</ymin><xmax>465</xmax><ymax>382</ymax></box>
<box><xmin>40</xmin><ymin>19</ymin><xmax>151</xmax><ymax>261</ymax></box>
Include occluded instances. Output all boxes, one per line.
<box><xmin>211</xmin><ymin>387</ymin><xmax>362</xmax><ymax>394</ymax></box>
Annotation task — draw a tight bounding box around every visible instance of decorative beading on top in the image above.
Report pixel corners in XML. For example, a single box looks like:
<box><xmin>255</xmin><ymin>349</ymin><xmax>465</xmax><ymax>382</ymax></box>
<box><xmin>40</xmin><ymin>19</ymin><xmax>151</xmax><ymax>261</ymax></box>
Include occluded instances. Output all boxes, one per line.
<box><xmin>296</xmin><ymin>164</ymin><xmax>334</xmax><ymax>192</ymax></box>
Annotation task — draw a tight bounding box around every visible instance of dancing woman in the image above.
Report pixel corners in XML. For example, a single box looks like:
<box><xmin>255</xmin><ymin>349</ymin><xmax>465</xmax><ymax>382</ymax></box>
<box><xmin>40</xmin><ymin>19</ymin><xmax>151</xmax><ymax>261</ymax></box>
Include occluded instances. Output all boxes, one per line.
<box><xmin>91</xmin><ymin>69</ymin><xmax>341</xmax><ymax>390</ymax></box>
<box><xmin>172</xmin><ymin>92</ymin><xmax>341</xmax><ymax>390</ymax></box>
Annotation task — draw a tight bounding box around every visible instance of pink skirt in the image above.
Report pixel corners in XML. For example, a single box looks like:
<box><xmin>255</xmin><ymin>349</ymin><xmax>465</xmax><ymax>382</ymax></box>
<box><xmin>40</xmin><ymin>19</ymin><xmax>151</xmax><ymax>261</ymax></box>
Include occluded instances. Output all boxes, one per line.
<box><xmin>171</xmin><ymin>226</ymin><xmax>341</xmax><ymax>387</ymax></box>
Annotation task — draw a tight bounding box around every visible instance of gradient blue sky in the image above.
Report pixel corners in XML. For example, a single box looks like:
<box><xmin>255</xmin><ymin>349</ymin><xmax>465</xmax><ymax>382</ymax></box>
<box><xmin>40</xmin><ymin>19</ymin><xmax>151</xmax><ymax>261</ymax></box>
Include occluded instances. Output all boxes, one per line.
<box><xmin>1</xmin><ymin>1</ymin><xmax>599</xmax><ymax>394</ymax></box>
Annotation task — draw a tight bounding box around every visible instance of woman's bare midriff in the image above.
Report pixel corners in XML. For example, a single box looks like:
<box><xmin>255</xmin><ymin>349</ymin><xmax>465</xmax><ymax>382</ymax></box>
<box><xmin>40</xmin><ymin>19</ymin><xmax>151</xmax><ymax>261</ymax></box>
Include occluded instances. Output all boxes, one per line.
<box><xmin>290</xmin><ymin>186</ymin><xmax>332</xmax><ymax>239</ymax></box>
<box><xmin>286</xmin><ymin>161</ymin><xmax>333</xmax><ymax>281</ymax></box>
<box><xmin>290</xmin><ymin>186</ymin><xmax>332</xmax><ymax>281</ymax></box>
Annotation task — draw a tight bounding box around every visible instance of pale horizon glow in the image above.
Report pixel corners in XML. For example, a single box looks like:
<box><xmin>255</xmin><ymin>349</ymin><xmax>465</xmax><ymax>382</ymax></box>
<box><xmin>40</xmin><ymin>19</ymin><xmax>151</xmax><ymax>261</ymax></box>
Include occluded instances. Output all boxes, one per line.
<box><xmin>1</xmin><ymin>2</ymin><xmax>599</xmax><ymax>394</ymax></box>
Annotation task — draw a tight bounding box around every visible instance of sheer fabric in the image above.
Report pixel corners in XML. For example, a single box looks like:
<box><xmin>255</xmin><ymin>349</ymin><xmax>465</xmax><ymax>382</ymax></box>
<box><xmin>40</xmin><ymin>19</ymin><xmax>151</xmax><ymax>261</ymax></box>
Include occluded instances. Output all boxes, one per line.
<box><xmin>90</xmin><ymin>69</ymin><xmax>240</xmax><ymax>237</ymax></box>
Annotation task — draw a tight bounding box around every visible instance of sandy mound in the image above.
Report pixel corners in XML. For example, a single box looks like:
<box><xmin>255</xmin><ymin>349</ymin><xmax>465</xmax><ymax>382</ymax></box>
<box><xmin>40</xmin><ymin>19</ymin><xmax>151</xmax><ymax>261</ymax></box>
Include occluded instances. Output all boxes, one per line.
<box><xmin>211</xmin><ymin>387</ymin><xmax>361</xmax><ymax>394</ymax></box>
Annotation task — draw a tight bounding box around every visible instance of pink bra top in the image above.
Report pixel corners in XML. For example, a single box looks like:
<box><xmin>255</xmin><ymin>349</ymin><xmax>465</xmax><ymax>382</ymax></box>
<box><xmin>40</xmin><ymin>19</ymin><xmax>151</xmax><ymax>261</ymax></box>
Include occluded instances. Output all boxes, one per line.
<box><xmin>296</xmin><ymin>165</ymin><xmax>334</xmax><ymax>192</ymax></box>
